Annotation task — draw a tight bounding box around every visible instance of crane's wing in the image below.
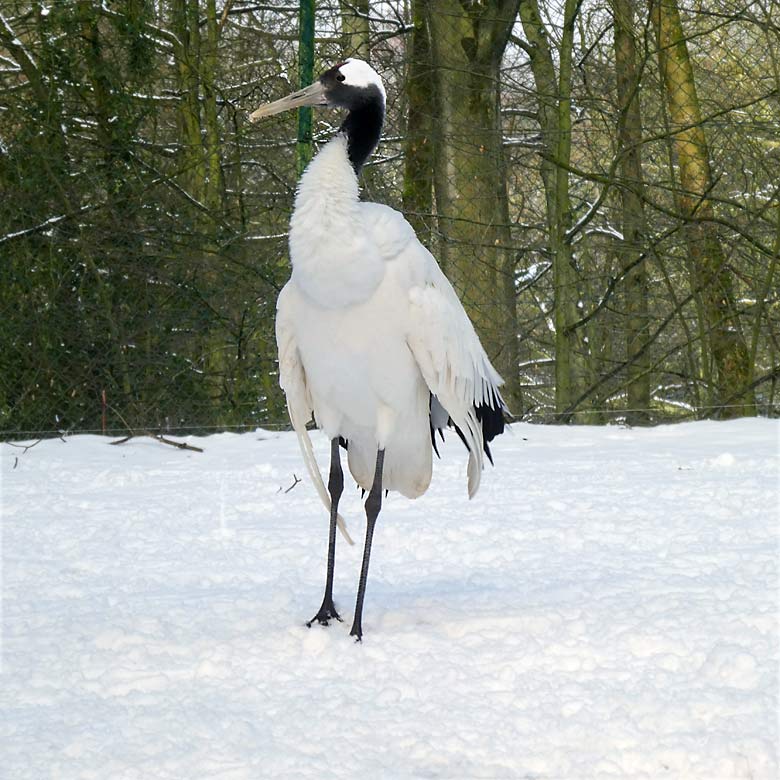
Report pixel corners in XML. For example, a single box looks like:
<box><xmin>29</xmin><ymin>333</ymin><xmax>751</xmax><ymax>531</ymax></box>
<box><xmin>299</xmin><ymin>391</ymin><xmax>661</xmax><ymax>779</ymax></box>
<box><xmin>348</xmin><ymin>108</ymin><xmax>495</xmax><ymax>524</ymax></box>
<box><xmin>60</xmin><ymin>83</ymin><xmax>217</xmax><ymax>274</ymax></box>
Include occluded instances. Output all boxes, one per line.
<box><xmin>276</xmin><ymin>285</ymin><xmax>353</xmax><ymax>544</ymax></box>
<box><xmin>407</xmin><ymin>270</ymin><xmax>506</xmax><ymax>497</ymax></box>
<box><xmin>359</xmin><ymin>204</ymin><xmax>507</xmax><ymax>499</ymax></box>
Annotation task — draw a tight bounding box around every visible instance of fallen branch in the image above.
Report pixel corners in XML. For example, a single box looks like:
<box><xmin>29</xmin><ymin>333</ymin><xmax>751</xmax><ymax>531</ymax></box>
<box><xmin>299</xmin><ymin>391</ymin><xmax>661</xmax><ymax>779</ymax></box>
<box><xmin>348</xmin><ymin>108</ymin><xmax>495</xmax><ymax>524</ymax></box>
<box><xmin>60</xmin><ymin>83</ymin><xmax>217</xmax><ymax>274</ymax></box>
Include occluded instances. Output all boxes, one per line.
<box><xmin>109</xmin><ymin>433</ymin><xmax>204</xmax><ymax>453</ymax></box>
<box><xmin>106</xmin><ymin>403</ymin><xmax>203</xmax><ymax>452</ymax></box>
<box><xmin>155</xmin><ymin>434</ymin><xmax>204</xmax><ymax>452</ymax></box>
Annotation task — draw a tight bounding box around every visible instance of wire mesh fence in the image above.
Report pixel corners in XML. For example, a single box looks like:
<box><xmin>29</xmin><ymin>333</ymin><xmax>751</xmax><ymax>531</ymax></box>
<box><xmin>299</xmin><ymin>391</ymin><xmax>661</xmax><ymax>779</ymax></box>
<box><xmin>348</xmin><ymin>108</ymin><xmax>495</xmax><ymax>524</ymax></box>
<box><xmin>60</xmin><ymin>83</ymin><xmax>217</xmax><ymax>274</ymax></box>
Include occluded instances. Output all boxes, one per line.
<box><xmin>1</xmin><ymin>0</ymin><xmax>778</xmax><ymax>441</ymax></box>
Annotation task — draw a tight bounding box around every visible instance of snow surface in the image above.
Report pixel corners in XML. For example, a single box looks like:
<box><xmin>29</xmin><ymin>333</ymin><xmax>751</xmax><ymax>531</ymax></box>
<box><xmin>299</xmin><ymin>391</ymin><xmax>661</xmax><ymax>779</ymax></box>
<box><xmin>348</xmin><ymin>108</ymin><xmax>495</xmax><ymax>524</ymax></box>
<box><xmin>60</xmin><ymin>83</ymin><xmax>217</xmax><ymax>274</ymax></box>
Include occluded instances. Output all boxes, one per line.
<box><xmin>1</xmin><ymin>420</ymin><xmax>778</xmax><ymax>779</ymax></box>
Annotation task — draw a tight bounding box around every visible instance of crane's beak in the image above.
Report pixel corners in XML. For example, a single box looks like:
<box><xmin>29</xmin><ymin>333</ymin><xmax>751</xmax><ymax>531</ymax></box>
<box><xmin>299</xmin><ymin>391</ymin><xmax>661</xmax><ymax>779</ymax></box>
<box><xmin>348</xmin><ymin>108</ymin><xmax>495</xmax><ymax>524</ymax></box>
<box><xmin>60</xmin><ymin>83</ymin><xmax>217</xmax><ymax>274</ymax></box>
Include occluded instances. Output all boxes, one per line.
<box><xmin>249</xmin><ymin>81</ymin><xmax>327</xmax><ymax>122</ymax></box>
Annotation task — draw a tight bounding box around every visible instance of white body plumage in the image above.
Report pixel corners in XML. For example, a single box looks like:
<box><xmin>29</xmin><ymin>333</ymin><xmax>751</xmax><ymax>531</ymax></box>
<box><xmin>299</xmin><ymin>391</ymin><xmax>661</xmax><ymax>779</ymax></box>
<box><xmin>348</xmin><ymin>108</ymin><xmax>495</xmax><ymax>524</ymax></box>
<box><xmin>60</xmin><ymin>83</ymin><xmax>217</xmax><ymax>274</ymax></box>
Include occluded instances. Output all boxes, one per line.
<box><xmin>276</xmin><ymin>134</ymin><xmax>505</xmax><ymax>502</ymax></box>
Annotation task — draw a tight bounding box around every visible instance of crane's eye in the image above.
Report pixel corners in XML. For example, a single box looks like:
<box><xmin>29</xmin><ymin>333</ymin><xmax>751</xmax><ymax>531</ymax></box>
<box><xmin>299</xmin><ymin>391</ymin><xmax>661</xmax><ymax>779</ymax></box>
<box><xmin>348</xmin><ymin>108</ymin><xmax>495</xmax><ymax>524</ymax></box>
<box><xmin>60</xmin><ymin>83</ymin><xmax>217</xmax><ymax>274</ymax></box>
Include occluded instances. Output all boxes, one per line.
<box><xmin>336</xmin><ymin>74</ymin><xmax>345</xmax><ymax>82</ymax></box>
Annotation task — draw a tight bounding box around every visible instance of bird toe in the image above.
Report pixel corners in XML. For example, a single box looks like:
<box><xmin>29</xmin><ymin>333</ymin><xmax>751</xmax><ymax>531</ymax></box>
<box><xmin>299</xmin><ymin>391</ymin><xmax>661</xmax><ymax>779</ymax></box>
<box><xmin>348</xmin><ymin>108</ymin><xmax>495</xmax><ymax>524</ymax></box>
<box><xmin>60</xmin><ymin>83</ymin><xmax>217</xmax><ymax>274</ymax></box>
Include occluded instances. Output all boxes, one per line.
<box><xmin>307</xmin><ymin>601</ymin><xmax>342</xmax><ymax>627</ymax></box>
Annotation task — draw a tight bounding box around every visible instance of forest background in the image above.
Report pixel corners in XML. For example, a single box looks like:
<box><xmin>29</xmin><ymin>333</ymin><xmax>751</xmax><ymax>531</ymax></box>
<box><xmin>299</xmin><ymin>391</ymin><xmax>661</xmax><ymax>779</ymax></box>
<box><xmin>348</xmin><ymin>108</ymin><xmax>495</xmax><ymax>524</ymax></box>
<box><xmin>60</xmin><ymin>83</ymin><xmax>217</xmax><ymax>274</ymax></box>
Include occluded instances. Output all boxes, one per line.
<box><xmin>1</xmin><ymin>0</ymin><xmax>778</xmax><ymax>438</ymax></box>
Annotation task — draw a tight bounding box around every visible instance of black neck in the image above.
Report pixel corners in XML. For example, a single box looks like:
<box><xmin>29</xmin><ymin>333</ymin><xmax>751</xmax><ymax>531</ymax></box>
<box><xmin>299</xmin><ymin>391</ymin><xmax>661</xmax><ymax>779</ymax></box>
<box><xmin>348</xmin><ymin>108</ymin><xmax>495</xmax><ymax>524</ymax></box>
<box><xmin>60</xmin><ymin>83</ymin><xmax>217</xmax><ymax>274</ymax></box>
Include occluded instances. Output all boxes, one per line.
<box><xmin>340</xmin><ymin>98</ymin><xmax>384</xmax><ymax>174</ymax></box>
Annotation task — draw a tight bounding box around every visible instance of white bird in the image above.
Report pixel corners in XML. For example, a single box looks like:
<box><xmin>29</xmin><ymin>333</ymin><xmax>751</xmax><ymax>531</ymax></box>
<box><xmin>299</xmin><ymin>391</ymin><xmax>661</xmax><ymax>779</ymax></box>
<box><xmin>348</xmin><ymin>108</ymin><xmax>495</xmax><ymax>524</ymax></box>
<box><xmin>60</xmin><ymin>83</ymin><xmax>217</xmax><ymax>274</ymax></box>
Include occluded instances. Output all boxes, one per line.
<box><xmin>250</xmin><ymin>59</ymin><xmax>507</xmax><ymax>640</ymax></box>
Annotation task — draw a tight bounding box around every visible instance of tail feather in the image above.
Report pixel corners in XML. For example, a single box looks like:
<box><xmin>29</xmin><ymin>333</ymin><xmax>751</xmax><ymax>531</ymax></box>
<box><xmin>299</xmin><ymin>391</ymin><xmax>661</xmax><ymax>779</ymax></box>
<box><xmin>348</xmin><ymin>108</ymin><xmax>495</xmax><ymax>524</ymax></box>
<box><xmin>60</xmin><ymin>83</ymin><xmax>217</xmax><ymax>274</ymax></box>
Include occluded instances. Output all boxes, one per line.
<box><xmin>429</xmin><ymin>389</ymin><xmax>507</xmax><ymax>497</ymax></box>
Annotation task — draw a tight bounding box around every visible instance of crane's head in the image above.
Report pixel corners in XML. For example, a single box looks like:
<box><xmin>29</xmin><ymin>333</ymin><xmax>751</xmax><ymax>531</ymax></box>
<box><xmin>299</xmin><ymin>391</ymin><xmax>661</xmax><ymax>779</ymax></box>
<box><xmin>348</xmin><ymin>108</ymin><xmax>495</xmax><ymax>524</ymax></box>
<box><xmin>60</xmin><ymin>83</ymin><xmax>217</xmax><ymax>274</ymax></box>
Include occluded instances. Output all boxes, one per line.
<box><xmin>249</xmin><ymin>59</ymin><xmax>385</xmax><ymax>122</ymax></box>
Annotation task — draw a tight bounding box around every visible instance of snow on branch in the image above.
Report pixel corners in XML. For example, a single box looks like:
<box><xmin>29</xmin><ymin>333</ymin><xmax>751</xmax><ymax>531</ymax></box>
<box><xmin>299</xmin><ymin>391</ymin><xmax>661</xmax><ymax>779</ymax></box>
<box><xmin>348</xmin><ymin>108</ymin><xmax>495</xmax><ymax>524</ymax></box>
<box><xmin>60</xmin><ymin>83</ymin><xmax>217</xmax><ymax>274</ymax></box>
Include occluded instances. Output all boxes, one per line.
<box><xmin>0</xmin><ymin>12</ymin><xmax>43</xmax><ymax>89</ymax></box>
<box><xmin>0</xmin><ymin>205</ymin><xmax>95</xmax><ymax>245</ymax></box>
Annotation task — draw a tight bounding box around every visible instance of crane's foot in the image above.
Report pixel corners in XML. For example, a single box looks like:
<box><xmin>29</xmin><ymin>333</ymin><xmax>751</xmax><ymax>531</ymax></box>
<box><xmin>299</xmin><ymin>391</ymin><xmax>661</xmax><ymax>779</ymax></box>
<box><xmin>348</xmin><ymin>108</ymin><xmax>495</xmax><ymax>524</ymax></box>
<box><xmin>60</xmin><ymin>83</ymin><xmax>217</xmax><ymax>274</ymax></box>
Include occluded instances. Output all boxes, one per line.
<box><xmin>349</xmin><ymin>621</ymin><xmax>363</xmax><ymax>642</ymax></box>
<box><xmin>306</xmin><ymin>597</ymin><xmax>342</xmax><ymax>627</ymax></box>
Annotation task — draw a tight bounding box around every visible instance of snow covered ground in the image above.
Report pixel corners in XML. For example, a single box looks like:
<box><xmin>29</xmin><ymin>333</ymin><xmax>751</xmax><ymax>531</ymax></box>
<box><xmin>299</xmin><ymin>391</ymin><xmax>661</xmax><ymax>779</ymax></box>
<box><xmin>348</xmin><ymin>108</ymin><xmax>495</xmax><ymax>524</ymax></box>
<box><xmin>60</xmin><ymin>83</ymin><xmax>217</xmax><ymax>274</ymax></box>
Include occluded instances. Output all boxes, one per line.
<box><xmin>1</xmin><ymin>420</ymin><xmax>778</xmax><ymax>779</ymax></box>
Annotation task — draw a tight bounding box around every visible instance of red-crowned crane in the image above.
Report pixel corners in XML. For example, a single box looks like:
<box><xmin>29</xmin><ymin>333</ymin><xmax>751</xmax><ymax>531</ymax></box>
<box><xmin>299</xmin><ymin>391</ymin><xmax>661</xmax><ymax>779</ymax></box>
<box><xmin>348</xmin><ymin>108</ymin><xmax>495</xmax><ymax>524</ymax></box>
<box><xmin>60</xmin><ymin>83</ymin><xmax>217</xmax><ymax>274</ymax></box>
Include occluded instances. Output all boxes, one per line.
<box><xmin>250</xmin><ymin>59</ymin><xmax>507</xmax><ymax>640</ymax></box>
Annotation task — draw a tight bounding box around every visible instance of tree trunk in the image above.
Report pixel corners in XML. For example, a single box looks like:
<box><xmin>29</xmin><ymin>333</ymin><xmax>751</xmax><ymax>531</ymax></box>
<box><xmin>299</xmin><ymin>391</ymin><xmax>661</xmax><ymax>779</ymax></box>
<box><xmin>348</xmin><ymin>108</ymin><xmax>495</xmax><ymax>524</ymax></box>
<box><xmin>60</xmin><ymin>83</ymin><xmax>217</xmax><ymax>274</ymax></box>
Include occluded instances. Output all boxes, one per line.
<box><xmin>170</xmin><ymin>0</ymin><xmax>225</xmax><ymax>214</ymax></box>
<box><xmin>202</xmin><ymin>0</ymin><xmax>224</xmax><ymax>215</ymax></box>
<box><xmin>340</xmin><ymin>0</ymin><xmax>370</xmax><ymax>59</ymax></box>
<box><xmin>298</xmin><ymin>0</ymin><xmax>316</xmax><ymax>174</ymax></box>
<box><xmin>426</xmin><ymin>0</ymin><xmax>522</xmax><ymax>412</ymax></box>
<box><xmin>171</xmin><ymin>0</ymin><xmax>233</xmax><ymax>421</ymax></box>
<box><xmin>402</xmin><ymin>0</ymin><xmax>433</xmax><ymax>245</ymax></box>
<box><xmin>612</xmin><ymin>0</ymin><xmax>651</xmax><ymax>423</ymax></box>
<box><xmin>518</xmin><ymin>0</ymin><xmax>585</xmax><ymax>418</ymax></box>
<box><xmin>171</xmin><ymin>0</ymin><xmax>207</xmax><ymax>201</ymax></box>
<box><xmin>650</xmin><ymin>0</ymin><xmax>755</xmax><ymax>417</ymax></box>
<box><xmin>77</xmin><ymin>1</ymin><xmax>135</xmax><ymax>403</ymax></box>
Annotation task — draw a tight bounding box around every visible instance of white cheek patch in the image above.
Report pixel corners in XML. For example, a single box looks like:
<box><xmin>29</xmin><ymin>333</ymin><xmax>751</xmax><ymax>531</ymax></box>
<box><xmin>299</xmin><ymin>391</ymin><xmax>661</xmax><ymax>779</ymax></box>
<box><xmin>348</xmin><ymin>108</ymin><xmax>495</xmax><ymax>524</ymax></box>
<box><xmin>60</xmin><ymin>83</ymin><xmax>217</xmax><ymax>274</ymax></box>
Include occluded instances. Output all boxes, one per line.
<box><xmin>339</xmin><ymin>58</ymin><xmax>386</xmax><ymax>100</ymax></box>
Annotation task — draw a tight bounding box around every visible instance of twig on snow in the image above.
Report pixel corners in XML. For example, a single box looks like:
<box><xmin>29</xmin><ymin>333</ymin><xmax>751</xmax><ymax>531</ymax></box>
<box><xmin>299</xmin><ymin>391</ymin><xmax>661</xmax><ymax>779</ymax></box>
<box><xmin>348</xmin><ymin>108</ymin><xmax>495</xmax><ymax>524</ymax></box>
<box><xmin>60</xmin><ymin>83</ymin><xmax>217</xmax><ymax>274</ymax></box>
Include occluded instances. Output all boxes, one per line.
<box><xmin>282</xmin><ymin>473</ymin><xmax>302</xmax><ymax>493</ymax></box>
<box><xmin>7</xmin><ymin>438</ymin><xmax>47</xmax><ymax>469</ymax></box>
<box><xmin>6</xmin><ymin>438</ymin><xmax>44</xmax><ymax>454</ymax></box>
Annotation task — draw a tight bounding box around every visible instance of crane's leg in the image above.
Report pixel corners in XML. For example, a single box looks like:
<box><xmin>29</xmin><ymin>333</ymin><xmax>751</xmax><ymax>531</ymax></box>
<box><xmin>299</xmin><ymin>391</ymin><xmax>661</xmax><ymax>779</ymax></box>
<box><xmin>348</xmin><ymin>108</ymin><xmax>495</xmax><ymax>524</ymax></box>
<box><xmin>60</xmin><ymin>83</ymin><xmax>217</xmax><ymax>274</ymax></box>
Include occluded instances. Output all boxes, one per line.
<box><xmin>307</xmin><ymin>438</ymin><xmax>343</xmax><ymax>627</ymax></box>
<box><xmin>350</xmin><ymin>448</ymin><xmax>385</xmax><ymax>641</ymax></box>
